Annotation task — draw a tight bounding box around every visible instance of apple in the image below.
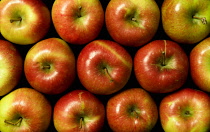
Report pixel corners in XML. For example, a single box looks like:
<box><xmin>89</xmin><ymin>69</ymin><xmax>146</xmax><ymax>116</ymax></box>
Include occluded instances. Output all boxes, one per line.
<box><xmin>162</xmin><ymin>0</ymin><xmax>210</xmax><ymax>44</ymax></box>
<box><xmin>53</xmin><ymin>89</ymin><xmax>105</xmax><ymax>132</ymax></box>
<box><xmin>106</xmin><ymin>88</ymin><xmax>158</xmax><ymax>132</ymax></box>
<box><xmin>0</xmin><ymin>88</ymin><xmax>52</xmax><ymax>132</ymax></box>
<box><xmin>105</xmin><ymin>0</ymin><xmax>160</xmax><ymax>47</ymax></box>
<box><xmin>24</xmin><ymin>38</ymin><xmax>76</xmax><ymax>95</ymax></box>
<box><xmin>159</xmin><ymin>88</ymin><xmax>210</xmax><ymax>132</ymax></box>
<box><xmin>0</xmin><ymin>39</ymin><xmax>23</xmax><ymax>96</ymax></box>
<box><xmin>52</xmin><ymin>0</ymin><xmax>104</xmax><ymax>45</ymax></box>
<box><xmin>77</xmin><ymin>39</ymin><xmax>133</xmax><ymax>95</ymax></box>
<box><xmin>0</xmin><ymin>0</ymin><xmax>51</xmax><ymax>45</ymax></box>
<box><xmin>134</xmin><ymin>40</ymin><xmax>189</xmax><ymax>93</ymax></box>
<box><xmin>190</xmin><ymin>37</ymin><xmax>210</xmax><ymax>92</ymax></box>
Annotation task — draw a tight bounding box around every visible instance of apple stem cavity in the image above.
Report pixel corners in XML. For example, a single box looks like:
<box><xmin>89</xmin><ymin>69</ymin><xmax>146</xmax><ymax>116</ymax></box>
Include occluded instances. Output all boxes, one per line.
<box><xmin>4</xmin><ymin>117</ymin><xmax>23</xmax><ymax>126</ymax></box>
<box><xmin>104</xmin><ymin>67</ymin><xmax>113</xmax><ymax>82</ymax></box>
<box><xmin>10</xmin><ymin>17</ymin><xmax>22</xmax><ymax>23</ymax></box>
<box><xmin>79</xmin><ymin>117</ymin><xmax>84</xmax><ymax>129</ymax></box>
<box><xmin>193</xmin><ymin>16</ymin><xmax>207</xmax><ymax>24</ymax></box>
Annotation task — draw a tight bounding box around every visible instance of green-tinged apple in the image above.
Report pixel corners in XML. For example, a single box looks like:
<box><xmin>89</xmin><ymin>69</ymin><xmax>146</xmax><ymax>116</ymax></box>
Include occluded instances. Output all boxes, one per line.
<box><xmin>162</xmin><ymin>0</ymin><xmax>210</xmax><ymax>44</ymax></box>
<box><xmin>77</xmin><ymin>40</ymin><xmax>132</xmax><ymax>95</ymax></box>
<box><xmin>53</xmin><ymin>89</ymin><xmax>105</xmax><ymax>132</ymax></box>
<box><xmin>105</xmin><ymin>0</ymin><xmax>160</xmax><ymax>47</ymax></box>
<box><xmin>52</xmin><ymin>0</ymin><xmax>104</xmax><ymax>45</ymax></box>
<box><xmin>24</xmin><ymin>38</ymin><xmax>75</xmax><ymax>94</ymax></box>
<box><xmin>190</xmin><ymin>37</ymin><xmax>210</xmax><ymax>92</ymax></box>
<box><xmin>107</xmin><ymin>88</ymin><xmax>158</xmax><ymax>132</ymax></box>
<box><xmin>0</xmin><ymin>40</ymin><xmax>22</xmax><ymax>96</ymax></box>
<box><xmin>134</xmin><ymin>40</ymin><xmax>189</xmax><ymax>93</ymax></box>
<box><xmin>160</xmin><ymin>88</ymin><xmax>210</xmax><ymax>132</ymax></box>
<box><xmin>0</xmin><ymin>0</ymin><xmax>50</xmax><ymax>45</ymax></box>
<box><xmin>0</xmin><ymin>88</ymin><xmax>52</xmax><ymax>132</ymax></box>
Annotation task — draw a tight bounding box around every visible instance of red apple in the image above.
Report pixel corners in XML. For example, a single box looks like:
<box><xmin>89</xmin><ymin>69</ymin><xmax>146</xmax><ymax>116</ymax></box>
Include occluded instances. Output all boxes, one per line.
<box><xmin>0</xmin><ymin>39</ymin><xmax>23</xmax><ymax>96</ymax></box>
<box><xmin>161</xmin><ymin>0</ymin><xmax>210</xmax><ymax>44</ymax></box>
<box><xmin>52</xmin><ymin>0</ymin><xmax>104</xmax><ymax>45</ymax></box>
<box><xmin>77</xmin><ymin>39</ymin><xmax>133</xmax><ymax>95</ymax></box>
<box><xmin>105</xmin><ymin>0</ymin><xmax>160</xmax><ymax>47</ymax></box>
<box><xmin>106</xmin><ymin>88</ymin><xmax>158</xmax><ymax>132</ymax></box>
<box><xmin>160</xmin><ymin>88</ymin><xmax>210</xmax><ymax>132</ymax></box>
<box><xmin>0</xmin><ymin>88</ymin><xmax>52</xmax><ymax>132</ymax></box>
<box><xmin>24</xmin><ymin>38</ymin><xmax>75</xmax><ymax>95</ymax></box>
<box><xmin>53</xmin><ymin>89</ymin><xmax>105</xmax><ymax>132</ymax></box>
<box><xmin>134</xmin><ymin>40</ymin><xmax>189</xmax><ymax>93</ymax></box>
<box><xmin>190</xmin><ymin>37</ymin><xmax>210</xmax><ymax>92</ymax></box>
<box><xmin>0</xmin><ymin>0</ymin><xmax>50</xmax><ymax>45</ymax></box>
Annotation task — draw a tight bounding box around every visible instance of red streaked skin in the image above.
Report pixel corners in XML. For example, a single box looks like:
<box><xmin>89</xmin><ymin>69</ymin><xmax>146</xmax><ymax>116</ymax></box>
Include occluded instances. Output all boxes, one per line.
<box><xmin>53</xmin><ymin>90</ymin><xmax>105</xmax><ymax>132</ymax></box>
<box><xmin>0</xmin><ymin>40</ymin><xmax>23</xmax><ymax>96</ymax></box>
<box><xmin>106</xmin><ymin>88</ymin><xmax>158</xmax><ymax>132</ymax></box>
<box><xmin>0</xmin><ymin>88</ymin><xmax>52</xmax><ymax>132</ymax></box>
<box><xmin>24</xmin><ymin>38</ymin><xmax>75</xmax><ymax>95</ymax></box>
<box><xmin>77</xmin><ymin>40</ymin><xmax>133</xmax><ymax>95</ymax></box>
<box><xmin>160</xmin><ymin>88</ymin><xmax>210</xmax><ymax>132</ymax></box>
<box><xmin>105</xmin><ymin>0</ymin><xmax>160</xmax><ymax>47</ymax></box>
<box><xmin>190</xmin><ymin>37</ymin><xmax>210</xmax><ymax>92</ymax></box>
<box><xmin>0</xmin><ymin>0</ymin><xmax>51</xmax><ymax>45</ymax></box>
<box><xmin>52</xmin><ymin>0</ymin><xmax>104</xmax><ymax>45</ymax></box>
<box><xmin>134</xmin><ymin>40</ymin><xmax>189</xmax><ymax>93</ymax></box>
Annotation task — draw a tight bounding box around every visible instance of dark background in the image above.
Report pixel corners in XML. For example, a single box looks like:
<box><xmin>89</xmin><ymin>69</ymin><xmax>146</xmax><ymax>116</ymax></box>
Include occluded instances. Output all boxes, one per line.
<box><xmin>0</xmin><ymin>0</ymin><xmax>209</xmax><ymax>131</ymax></box>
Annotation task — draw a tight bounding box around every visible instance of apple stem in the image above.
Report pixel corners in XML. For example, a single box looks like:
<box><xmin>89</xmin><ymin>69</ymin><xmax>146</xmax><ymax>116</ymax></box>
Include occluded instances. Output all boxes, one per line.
<box><xmin>41</xmin><ymin>65</ymin><xmax>51</xmax><ymax>70</ymax></box>
<box><xmin>185</xmin><ymin>110</ymin><xmax>190</xmax><ymax>115</ymax></box>
<box><xmin>77</xmin><ymin>6</ymin><xmax>82</xmax><ymax>18</ymax></box>
<box><xmin>131</xmin><ymin>17</ymin><xmax>137</xmax><ymax>22</ymax></box>
<box><xmin>104</xmin><ymin>67</ymin><xmax>113</xmax><ymax>82</ymax></box>
<box><xmin>161</xmin><ymin>51</ymin><xmax>166</xmax><ymax>66</ymax></box>
<box><xmin>10</xmin><ymin>17</ymin><xmax>22</xmax><ymax>23</ymax></box>
<box><xmin>4</xmin><ymin>117</ymin><xmax>23</xmax><ymax>126</ymax></box>
<box><xmin>79</xmin><ymin>117</ymin><xmax>84</xmax><ymax>129</ymax></box>
<box><xmin>133</xmin><ymin>110</ymin><xmax>139</xmax><ymax>119</ymax></box>
<box><xmin>193</xmin><ymin>16</ymin><xmax>207</xmax><ymax>24</ymax></box>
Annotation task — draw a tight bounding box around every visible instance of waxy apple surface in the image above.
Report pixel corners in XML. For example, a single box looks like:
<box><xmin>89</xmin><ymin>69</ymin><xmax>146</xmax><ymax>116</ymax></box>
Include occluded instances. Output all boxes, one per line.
<box><xmin>0</xmin><ymin>0</ymin><xmax>51</xmax><ymax>45</ymax></box>
<box><xmin>0</xmin><ymin>40</ymin><xmax>22</xmax><ymax>96</ymax></box>
<box><xmin>105</xmin><ymin>0</ymin><xmax>160</xmax><ymax>47</ymax></box>
<box><xmin>54</xmin><ymin>90</ymin><xmax>105</xmax><ymax>132</ymax></box>
<box><xmin>77</xmin><ymin>40</ymin><xmax>132</xmax><ymax>95</ymax></box>
<box><xmin>0</xmin><ymin>88</ymin><xmax>52</xmax><ymax>132</ymax></box>
<box><xmin>162</xmin><ymin>0</ymin><xmax>210</xmax><ymax>44</ymax></box>
<box><xmin>190</xmin><ymin>37</ymin><xmax>210</xmax><ymax>92</ymax></box>
<box><xmin>52</xmin><ymin>0</ymin><xmax>104</xmax><ymax>45</ymax></box>
<box><xmin>160</xmin><ymin>88</ymin><xmax>210</xmax><ymax>132</ymax></box>
<box><xmin>134</xmin><ymin>40</ymin><xmax>189</xmax><ymax>93</ymax></box>
<box><xmin>24</xmin><ymin>38</ymin><xmax>75</xmax><ymax>95</ymax></box>
<box><xmin>107</xmin><ymin>88</ymin><xmax>158</xmax><ymax>132</ymax></box>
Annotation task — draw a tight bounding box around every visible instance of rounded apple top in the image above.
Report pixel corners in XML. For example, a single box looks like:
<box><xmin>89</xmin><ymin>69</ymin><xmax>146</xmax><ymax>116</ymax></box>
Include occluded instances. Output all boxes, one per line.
<box><xmin>77</xmin><ymin>39</ymin><xmax>133</xmax><ymax>95</ymax></box>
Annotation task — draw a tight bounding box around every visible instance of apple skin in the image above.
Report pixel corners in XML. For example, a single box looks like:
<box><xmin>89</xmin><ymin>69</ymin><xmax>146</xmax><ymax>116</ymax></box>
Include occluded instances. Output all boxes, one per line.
<box><xmin>190</xmin><ymin>37</ymin><xmax>210</xmax><ymax>92</ymax></box>
<box><xmin>52</xmin><ymin>0</ymin><xmax>104</xmax><ymax>45</ymax></box>
<box><xmin>106</xmin><ymin>88</ymin><xmax>158</xmax><ymax>132</ymax></box>
<box><xmin>162</xmin><ymin>0</ymin><xmax>210</xmax><ymax>44</ymax></box>
<box><xmin>105</xmin><ymin>0</ymin><xmax>160</xmax><ymax>47</ymax></box>
<box><xmin>160</xmin><ymin>88</ymin><xmax>210</xmax><ymax>132</ymax></box>
<box><xmin>53</xmin><ymin>89</ymin><xmax>105</xmax><ymax>132</ymax></box>
<box><xmin>0</xmin><ymin>39</ymin><xmax>23</xmax><ymax>96</ymax></box>
<box><xmin>134</xmin><ymin>40</ymin><xmax>189</xmax><ymax>93</ymax></box>
<box><xmin>77</xmin><ymin>40</ymin><xmax>133</xmax><ymax>95</ymax></box>
<box><xmin>0</xmin><ymin>88</ymin><xmax>52</xmax><ymax>132</ymax></box>
<box><xmin>0</xmin><ymin>0</ymin><xmax>50</xmax><ymax>45</ymax></box>
<box><xmin>24</xmin><ymin>38</ymin><xmax>76</xmax><ymax>95</ymax></box>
